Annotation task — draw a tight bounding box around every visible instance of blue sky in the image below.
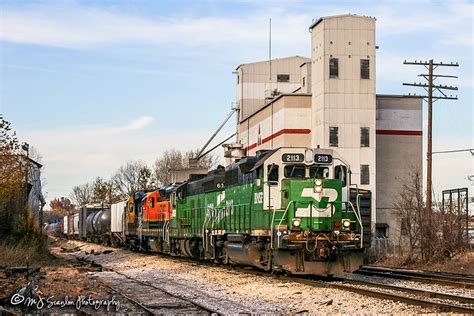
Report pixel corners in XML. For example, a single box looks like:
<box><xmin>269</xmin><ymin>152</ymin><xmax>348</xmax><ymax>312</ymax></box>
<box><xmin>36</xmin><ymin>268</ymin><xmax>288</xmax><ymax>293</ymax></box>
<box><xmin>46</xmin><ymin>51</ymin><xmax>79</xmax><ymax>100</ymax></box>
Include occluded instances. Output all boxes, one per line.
<box><xmin>1</xmin><ymin>0</ymin><xmax>472</xmax><ymax>205</ymax></box>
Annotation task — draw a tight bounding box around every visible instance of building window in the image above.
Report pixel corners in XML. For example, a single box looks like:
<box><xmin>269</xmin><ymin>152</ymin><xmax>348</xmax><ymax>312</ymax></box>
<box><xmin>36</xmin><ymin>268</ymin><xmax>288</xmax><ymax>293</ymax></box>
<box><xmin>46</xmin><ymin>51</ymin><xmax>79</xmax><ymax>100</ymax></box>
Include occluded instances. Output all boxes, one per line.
<box><xmin>329</xmin><ymin>127</ymin><xmax>338</xmax><ymax>147</ymax></box>
<box><xmin>376</xmin><ymin>224</ymin><xmax>388</xmax><ymax>238</ymax></box>
<box><xmin>401</xmin><ymin>218</ymin><xmax>408</xmax><ymax>236</ymax></box>
<box><xmin>360</xmin><ymin>164</ymin><xmax>369</xmax><ymax>185</ymax></box>
<box><xmin>361</xmin><ymin>127</ymin><xmax>370</xmax><ymax>147</ymax></box>
<box><xmin>277</xmin><ymin>74</ymin><xmax>290</xmax><ymax>82</ymax></box>
<box><xmin>329</xmin><ymin>58</ymin><xmax>339</xmax><ymax>78</ymax></box>
<box><xmin>361</xmin><ymin>59</ymin><xmax>369</xmax><ymax>79</ymax></box>
<box><xmin>237</xmin><ymin>75</ymin><xmax>239</xmax><ymax>84</ymax></box>
<box><xmin>302</xmin><ymin>77</ymin><xmax>305</xmax><ymax>87</ymax></box>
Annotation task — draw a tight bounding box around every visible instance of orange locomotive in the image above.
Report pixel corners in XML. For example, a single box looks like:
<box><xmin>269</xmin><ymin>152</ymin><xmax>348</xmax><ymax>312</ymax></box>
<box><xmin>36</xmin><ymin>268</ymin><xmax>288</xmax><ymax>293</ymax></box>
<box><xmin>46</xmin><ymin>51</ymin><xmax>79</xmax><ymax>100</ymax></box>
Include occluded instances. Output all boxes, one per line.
<box><xmin>125</xmin><ymin>185</ymin><xmax>178</xmax><ymax>251</ymax></box>
<box><xmin>142</xmin><ymin>191</ymin><xmax>172</xmax><ymax>225</ymax></box>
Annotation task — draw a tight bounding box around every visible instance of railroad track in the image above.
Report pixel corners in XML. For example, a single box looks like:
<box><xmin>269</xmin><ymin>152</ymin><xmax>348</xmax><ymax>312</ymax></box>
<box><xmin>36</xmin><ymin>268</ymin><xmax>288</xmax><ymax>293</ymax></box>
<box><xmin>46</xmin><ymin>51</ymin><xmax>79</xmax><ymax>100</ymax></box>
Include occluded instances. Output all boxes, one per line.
<box><xmin>97</xmin><ymin>270</ymin><xmax>219</xmax><ymax>315</ymax></box>
<box><xmin>324</xmin><ymin>276</ymin><xmax>474</xmax><ymax>313</ymax></box>
<box><xmin>220</xmin><ymin>266</ymin><xmax>474</xmax><ymax>314</ymax></box>
<box><xmin>62</xmin><ymin>240</ymin><xmax>474</xmax><ymax>313</ymax></box>
<box><xmin>356</xmin><ymin>266</ymin><xmax>474</xmax><ymax>289</ymax></box>
<box><xmin>73</xmin><ymin>254</ymin><xmax>243</xmax><ymax>315</ymax></box>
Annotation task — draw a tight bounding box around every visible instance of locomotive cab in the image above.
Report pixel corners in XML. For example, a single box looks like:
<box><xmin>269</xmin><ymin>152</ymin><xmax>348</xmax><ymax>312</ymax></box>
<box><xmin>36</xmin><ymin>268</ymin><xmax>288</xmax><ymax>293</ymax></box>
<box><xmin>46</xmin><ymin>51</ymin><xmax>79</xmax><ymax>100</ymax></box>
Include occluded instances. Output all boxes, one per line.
<box><xmin>255</xmin><ymin>147</ymin><xmax>367</xmax><ymax>274</ymax></box>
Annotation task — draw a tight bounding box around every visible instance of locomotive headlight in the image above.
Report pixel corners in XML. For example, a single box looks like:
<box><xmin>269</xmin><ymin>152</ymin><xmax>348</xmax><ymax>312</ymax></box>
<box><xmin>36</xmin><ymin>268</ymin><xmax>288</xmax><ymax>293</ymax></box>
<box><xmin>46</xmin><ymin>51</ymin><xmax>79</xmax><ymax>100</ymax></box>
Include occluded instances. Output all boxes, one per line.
<box><xmin>292</xmin><ymin>218</ymin><xmax>301</xmax><ymax>228</ymax></box>
<box><xmin>314</xmin><ymin>179</ymin><xmax>323</xmax><ymax>193</ymax></box>
<box><xmin>342</xmin><ymin>219</ymin><xmax>351</xmax><ymax>229</ymax></box>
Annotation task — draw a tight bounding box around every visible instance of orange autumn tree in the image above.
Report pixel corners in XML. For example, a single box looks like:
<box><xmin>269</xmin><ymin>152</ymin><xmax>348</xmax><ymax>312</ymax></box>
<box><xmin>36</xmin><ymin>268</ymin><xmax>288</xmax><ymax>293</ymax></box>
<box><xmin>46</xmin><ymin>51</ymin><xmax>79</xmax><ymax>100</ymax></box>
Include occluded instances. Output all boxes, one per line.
<box><xmin>0</xmin><ymin>115</ymin><xmax>28</xmax><ymax>238</ymax></box>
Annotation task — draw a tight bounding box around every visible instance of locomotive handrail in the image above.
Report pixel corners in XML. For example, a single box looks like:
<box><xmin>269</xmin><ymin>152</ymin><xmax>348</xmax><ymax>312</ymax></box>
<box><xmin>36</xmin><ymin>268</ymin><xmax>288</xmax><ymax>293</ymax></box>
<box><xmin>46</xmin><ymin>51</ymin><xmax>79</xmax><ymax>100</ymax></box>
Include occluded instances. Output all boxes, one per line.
<box><xmin>348</xmin><ymin>201</ymin><xmax>363</xmax><ymax>249</ymax></box>
<box><xmin>348</xmin><ymin>185</ymin><xmax>363</xmax><ymax>249</ymax></box>
<box><xmin>271</xmin><ymin>200</ymin><xmax>295</xmax><ymax>249</ymax></box>
<box><xmin>202</xmin><ymin>208</ymin><xmax>213</xmax><ymax>251</ymax></box>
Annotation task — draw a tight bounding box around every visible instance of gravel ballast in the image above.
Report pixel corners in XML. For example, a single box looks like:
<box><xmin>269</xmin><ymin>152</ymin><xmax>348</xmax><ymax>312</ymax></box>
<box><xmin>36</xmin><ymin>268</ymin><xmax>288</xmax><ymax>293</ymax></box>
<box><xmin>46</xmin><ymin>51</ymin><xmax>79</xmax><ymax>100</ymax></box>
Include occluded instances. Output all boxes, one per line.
<box><xmin>55</xmin><ymin>240</ymin><xmax>464</xmax><ymax>314</ymax></box>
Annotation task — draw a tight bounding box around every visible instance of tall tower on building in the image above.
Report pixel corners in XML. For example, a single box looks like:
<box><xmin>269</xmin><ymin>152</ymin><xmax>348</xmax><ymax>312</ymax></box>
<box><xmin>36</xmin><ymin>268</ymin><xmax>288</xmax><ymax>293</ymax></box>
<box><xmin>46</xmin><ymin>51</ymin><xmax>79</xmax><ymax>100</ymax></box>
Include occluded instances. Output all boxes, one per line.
<box><xmin>310</xmin><ymin>14</ymin><xmax>376</xmax><ymax>200</ymax></box>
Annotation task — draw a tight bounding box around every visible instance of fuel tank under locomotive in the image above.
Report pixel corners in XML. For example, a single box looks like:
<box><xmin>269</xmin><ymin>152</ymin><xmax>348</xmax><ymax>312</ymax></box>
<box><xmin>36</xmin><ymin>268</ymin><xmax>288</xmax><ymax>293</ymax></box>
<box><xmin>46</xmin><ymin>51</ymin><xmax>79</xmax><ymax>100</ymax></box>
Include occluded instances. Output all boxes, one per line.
<box><xmin>224</xmin><ymin>235</ymin><xmax>268</xmax><ymax>269</ymax></box>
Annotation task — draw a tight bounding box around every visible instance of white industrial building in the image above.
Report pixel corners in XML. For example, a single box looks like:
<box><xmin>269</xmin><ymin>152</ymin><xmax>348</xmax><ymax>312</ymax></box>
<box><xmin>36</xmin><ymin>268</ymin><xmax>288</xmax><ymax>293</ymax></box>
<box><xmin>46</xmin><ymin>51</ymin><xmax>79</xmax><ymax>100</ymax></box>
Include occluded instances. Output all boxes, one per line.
<box><xmin>232</xmin><ymin>14</ymin><xmax>423</xmax><ymax>249</ymax></box>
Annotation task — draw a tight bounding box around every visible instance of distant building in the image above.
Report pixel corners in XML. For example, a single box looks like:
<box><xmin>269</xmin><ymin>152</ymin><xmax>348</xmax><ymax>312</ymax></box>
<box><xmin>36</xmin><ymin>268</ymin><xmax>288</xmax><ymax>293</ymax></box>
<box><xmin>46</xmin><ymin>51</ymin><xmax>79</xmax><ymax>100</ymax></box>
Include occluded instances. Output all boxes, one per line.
<box><xmin>233</xmin><ymin>14</ymin><xmax>423</xmax><ymax>250</ymax></box>
<box><xmin>170</xmin><ymin>167</ymin><xmax>208</xmax><ymax>183</ymax></box>
<box><xmin>26</xmin><ymin>157</ymin><xmax>46</xmax><ymax>229</ymax></box>
<box><xmin>0</xmin><ymin>155</ymin><xmax>45</xmax><ymax>234</ymax></box>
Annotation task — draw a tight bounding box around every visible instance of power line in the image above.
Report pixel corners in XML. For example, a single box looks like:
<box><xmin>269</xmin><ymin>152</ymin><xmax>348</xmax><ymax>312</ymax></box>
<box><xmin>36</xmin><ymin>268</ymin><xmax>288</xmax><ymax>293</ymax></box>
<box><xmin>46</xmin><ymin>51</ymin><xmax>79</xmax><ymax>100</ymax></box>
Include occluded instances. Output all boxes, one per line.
<box><xmin>432</xmin><ymin>148</ymin><xmax>474</xmax><ymax>155</ymax></box>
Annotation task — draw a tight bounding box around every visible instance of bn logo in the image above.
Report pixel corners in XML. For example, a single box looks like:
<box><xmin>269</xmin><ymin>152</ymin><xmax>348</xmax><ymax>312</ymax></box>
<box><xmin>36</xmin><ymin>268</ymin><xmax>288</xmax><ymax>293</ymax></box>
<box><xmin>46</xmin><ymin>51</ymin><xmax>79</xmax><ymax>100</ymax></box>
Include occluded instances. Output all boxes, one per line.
<box><xmin>254</xmin><ymin>192</ymin><xmax>263</xmax><ymax>204</ymax></box>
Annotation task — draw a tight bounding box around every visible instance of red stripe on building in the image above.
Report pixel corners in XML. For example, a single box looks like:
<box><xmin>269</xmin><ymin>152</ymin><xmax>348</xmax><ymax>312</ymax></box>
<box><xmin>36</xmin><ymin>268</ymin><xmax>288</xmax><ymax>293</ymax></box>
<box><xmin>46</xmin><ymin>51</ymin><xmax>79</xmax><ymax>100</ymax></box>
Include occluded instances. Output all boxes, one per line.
<box><xmin>376</xmin><ymin>129</ymin><xmax>422</xmax><ymax>136</ymax></box>
<box><xmin>245</xmin><ymin>128</ymin><xmax>311</xmax><ymax>151</ymax></box>
<box><xmin>245</xmin><ymin>128</ymin><xmax>421</xmax><ymax>151</ymax></box>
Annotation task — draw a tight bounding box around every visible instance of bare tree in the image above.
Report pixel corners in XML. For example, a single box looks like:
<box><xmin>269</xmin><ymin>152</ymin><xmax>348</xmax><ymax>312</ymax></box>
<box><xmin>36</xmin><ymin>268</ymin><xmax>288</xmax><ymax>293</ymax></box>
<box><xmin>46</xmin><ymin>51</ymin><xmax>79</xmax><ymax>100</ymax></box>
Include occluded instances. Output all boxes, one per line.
<box><xmin>184</xmin><ymin>149</ymin><xmax>219</xmax><ymax>169</ymax></box>
<box><xmin>153</xmin><ymin>149</ymin><xmax>185</xmax><ymax>186</ymax></box>
<box><xmin>393</xmin><ymin>171</ymin><xmax>425</xmax><ymax>263</ymax></box>
<box><xmin>111</xmin><ymin>160</ymin><xmax>151</xmax><ymax>197</ymax></box>
<box><xmin>152</xmin><ymin>149</ymin><xmax>218</xmax><ymax>186</ymax></box>
<box><xmin>392</xmin><ymin>170</ymin><xmax>467</xmax><ymax>264</ymax></box>
<box><xmin>70</xmin><ymin>183</ymin><xmax>93</xmax><ymax>206</ymax></box>
<box><xmin>28</xmin><ymin>145</ymin><xmax>43</xmax><ymax>163</ymax></box>
<box><xmin>91</xmin><ymin>177</ymin><xmax>113</xmax><ymax>204</ymax></box>
<box><xmin>439</xmin><ymin>195</ymin><xmax>469</xmax><ymax>258</ymax></box>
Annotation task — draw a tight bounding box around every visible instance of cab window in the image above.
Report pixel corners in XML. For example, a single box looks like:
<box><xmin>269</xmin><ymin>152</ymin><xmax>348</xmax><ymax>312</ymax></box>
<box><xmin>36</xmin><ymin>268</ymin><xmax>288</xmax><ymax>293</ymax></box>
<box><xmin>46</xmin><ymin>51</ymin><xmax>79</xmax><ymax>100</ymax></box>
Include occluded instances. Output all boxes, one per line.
<box><xmin>284</xmin><ymin>164</ymin><xmax>306</xmax><ymax>178</ymax></box>
<box><xmin>335</xmin><ymin>165</ymin><xmax>348</xmax><ymax>187</ymax></box>
<box><xmin>267</xmin><ymin>164</ymin><xmax>279</xmax><ymax>183</ymax></box>
<box><xmin>129</xmin><ymin>204</ymin><xmax>134</xmax><ymax>213</ymax></box>
<box><xmin>170</xmin><ymin>192</ymin><xmax>176</xmax><ymax>207</ymax></box>
<box><xmin>310</xmin><ymin>165</ymin><xmax>329</xmax><ymax>179</ymax></box>
<box><xmin>148</xmin><ymin>197</ymin><xmax>155</xmax><ymax>208</ymax></box>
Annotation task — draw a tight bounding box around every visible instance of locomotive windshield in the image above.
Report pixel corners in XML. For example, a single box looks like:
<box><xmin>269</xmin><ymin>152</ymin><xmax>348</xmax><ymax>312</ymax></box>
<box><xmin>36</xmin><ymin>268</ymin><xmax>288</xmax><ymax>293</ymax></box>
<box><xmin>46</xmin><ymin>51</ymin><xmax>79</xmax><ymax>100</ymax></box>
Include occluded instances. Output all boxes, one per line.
<box><xmin>281</xmin><ymin>164</ymin><xmax>331</xmax><ymax>179</ymax></box>
<box><xmin>284</xmin><ymin>164</ymin><xmax>306</xmax><ymax>178</ymax></box>
<box><xmin>309</xmin><ymin>164</ymin><xmax>329</xmax><ymax>179</ymax></box>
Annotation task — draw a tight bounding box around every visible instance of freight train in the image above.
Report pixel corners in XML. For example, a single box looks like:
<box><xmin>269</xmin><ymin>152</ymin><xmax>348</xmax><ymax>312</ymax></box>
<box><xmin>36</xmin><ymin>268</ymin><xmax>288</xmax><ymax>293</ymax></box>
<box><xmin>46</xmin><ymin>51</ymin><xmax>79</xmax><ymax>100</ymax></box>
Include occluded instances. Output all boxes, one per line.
<box><xmin>46</xmin><ymin>147</ymin><xmax>372</xmax><ymax>275</ymax></box>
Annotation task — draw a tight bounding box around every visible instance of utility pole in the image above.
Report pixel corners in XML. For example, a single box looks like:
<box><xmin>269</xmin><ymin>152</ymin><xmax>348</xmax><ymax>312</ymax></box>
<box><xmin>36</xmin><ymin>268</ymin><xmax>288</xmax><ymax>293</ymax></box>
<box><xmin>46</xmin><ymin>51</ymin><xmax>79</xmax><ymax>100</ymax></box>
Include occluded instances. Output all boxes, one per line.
<box><xmin>403</xmin><ymin>60</ymin><xmax>459</xmax><ymax>213</ymax></box>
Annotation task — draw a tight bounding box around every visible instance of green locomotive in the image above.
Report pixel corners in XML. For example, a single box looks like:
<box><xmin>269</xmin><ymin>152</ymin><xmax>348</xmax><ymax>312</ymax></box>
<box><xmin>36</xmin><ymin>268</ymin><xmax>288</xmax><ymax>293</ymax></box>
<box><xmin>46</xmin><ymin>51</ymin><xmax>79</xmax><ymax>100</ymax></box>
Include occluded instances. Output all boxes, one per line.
<box><xmin>160</xmin><ymin>147</ymin><xmax>371</xmax><ymax>275</ymax></box>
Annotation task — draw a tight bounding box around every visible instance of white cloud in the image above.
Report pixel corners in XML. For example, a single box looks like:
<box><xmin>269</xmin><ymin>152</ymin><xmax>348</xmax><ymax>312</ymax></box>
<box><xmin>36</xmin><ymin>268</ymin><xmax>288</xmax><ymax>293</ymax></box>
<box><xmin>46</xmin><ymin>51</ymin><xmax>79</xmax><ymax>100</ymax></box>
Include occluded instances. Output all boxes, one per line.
<box><xmin>126</xmin><ymin>116</ymin><xmax>154</xmax><ymax>130</ymax></box>
<box><xmin>105</xmin><ymin>116</ymin><xmax>155</xmax><ymax>133</ymax></box>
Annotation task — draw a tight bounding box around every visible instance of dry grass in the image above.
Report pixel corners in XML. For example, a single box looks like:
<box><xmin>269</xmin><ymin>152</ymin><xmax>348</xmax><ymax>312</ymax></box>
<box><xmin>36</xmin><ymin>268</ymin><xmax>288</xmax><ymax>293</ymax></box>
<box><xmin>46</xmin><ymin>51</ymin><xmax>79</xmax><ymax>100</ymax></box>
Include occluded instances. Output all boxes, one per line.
<box><xmin>0</xmin><ymin>234</ymin><xmax>52</xmax><ymax>267</ymax></box>
<box><xmin>376</xmin><ymin>250</ymin><xmax>474</xmax><ymax>275</ymax></box>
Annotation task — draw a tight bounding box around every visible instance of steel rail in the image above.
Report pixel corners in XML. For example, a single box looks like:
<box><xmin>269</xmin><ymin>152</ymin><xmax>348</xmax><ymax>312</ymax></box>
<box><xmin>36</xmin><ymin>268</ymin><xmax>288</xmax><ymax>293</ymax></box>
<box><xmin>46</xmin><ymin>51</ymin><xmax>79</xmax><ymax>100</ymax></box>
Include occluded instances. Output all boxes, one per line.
<box><xmin>99</xmin><ymin>280</ymin><xmax>157</xmax><ymax>315</ymax></box>
<box><xmin>224</xmin><ymin>267</ymin><xmax>474</xmax><ymax>313</ymax></box>
<box><xmin>330</xmin><ymin>276</ymin><xmax>474</xmax><ymax>305</ymax></box>
<box><xmin>321</xmin><ymin>281</ymin><xmax>474</xmax><ymax>314</ymax></box>
<box><xmin>360</xmin><ymin>266</ymin><xmax>474</xmax><ymax>281</ymax></box>
<box><xmin>110</xmin><ymin>269</ymin><xmax>224</xmax><ymax>316</ymax></box>
<box><xmin>263</xmin><ymin>273</ymin><xmax>474</xmax><ymax>314</ymax></box>
<box><xmin>61</xmin><ymin>240</ymin><xmax>474</xmax><ymax>313</ymax></box>
<box><xmin>357</xmin><ymin>266</ymin><xmax>474</xmax><ymax>289</ymax></box>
